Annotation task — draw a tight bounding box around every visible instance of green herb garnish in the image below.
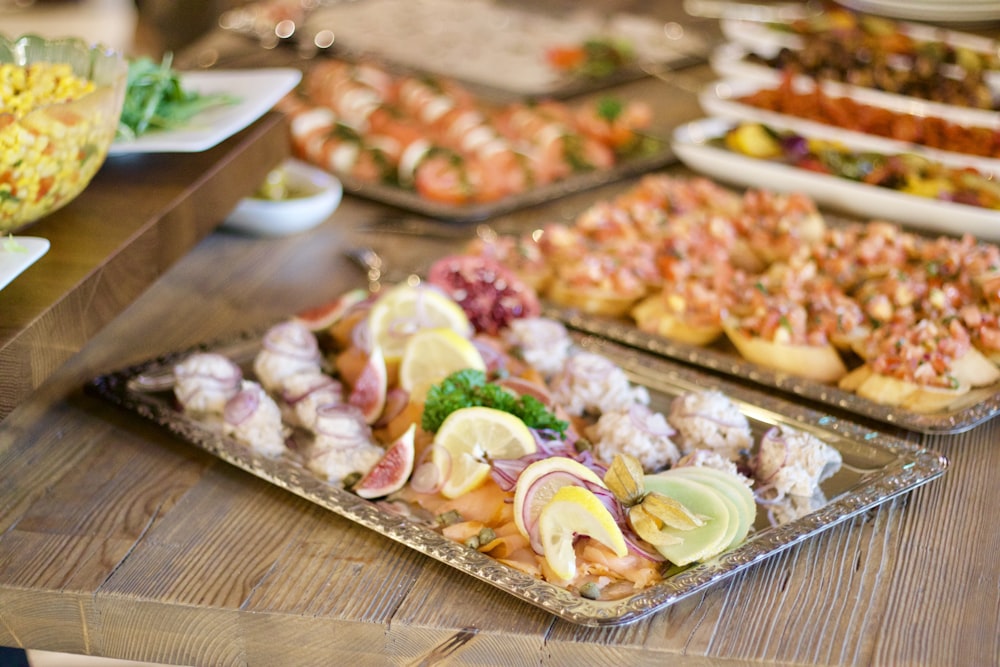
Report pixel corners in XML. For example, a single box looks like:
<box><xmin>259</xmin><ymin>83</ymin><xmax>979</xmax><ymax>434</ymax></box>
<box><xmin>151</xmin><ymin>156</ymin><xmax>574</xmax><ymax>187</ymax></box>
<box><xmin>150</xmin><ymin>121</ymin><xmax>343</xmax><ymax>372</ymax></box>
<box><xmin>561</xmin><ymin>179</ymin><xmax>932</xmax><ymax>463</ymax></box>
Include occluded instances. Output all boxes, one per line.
<box><xmin>116</xmin><ymin>53</ymin><xmax>239</xmax><ymax>141</ymax></box>
<box><xmin>421</xmin><ymin>369</ymin><xmax>568</xmax><ymax>437</ymax></box>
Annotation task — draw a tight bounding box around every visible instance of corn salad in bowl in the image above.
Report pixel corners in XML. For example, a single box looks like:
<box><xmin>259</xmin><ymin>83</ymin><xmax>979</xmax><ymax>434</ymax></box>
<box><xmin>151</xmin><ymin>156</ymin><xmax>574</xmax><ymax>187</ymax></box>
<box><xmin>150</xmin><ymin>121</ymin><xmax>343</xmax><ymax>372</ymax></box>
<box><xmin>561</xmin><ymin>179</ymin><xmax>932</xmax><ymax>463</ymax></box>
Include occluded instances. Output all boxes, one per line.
<box><xmin>0</xmin><ymin>33</ymin><xmax>127</xmax><ymax>233</ymax></box>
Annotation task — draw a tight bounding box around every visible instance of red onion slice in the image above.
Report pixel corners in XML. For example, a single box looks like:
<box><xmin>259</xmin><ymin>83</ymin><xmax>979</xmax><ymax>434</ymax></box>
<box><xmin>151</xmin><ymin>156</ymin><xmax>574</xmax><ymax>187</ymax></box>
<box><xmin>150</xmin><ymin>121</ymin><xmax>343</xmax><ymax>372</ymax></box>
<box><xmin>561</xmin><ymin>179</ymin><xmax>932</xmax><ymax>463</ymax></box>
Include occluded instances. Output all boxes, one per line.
<box><xmin>262</xmin><ymin>320</ymin><xmax>321</xmax><ymax>361</ymax></box>
<box><xmin>628</xmin><ymin>403</ymin><xmax>675</xmax><ymax>438</ymax></box>
<box><xmin>224</xmin><ymin>386</ymin><xmax>260</xmax><ymax>425</ymax></box>
<box><xmin>282</xmin><ymin>374</ymin><xmax>342</xmax><ymax>405</ymax></box>
<box><xmin>313</xmin><ymin>404</ymin><xmax>373</xmax><ymax>444</ymax></box>
<box><xmin>410</xmin><ymin>445</ymin><xmax>450</xmax><ymax>494</ymax></box>
<box><xmin>374</xmin><ymin>388</ymin><xmax>410</xmax><ymax>428</ymax></box>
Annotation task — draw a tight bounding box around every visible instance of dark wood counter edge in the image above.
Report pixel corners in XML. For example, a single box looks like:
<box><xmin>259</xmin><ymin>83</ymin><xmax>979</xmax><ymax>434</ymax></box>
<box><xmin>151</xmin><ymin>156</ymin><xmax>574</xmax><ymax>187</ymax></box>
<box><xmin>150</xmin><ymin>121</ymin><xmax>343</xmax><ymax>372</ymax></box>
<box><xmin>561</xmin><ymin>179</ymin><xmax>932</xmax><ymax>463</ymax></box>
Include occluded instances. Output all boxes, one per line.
<box><xmin>0</xmin><ymin>112</ymin><xmax>290</xmax><ymax>420</ymax></box>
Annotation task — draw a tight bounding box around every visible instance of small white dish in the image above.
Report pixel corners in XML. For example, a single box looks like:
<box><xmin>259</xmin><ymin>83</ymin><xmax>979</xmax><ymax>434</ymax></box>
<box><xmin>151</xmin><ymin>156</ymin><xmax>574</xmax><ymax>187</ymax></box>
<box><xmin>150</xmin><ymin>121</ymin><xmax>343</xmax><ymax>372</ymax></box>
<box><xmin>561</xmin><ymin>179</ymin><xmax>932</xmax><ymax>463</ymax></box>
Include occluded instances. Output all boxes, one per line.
<box><xmin>222</xmin><ymin>159</ymin><xmax>343</xmax><ymax>237</ymax></box>
<box><xmin>0</xmin><ymin>236</ymin><xmax>50</xmax><ymax>292</ymax></box>
<box><xmin>108</xmin><ymin>68</ymin><xmax>302</xmax><ymax>154</ymax></box>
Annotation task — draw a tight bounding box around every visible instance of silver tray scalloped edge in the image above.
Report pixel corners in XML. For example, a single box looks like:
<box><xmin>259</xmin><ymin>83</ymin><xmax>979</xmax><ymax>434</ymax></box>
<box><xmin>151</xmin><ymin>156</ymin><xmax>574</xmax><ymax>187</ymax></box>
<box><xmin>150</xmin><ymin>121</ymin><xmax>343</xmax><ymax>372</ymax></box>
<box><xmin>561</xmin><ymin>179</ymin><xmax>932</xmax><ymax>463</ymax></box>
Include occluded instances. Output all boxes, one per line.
<box><xmin>84</xmin><ymin>331</ymin><xmax>947</xmax><ymax>626</ymax></box>
<box><xmin>546</xmin><ymin>305</ymin><xmax>1000</xmax><ymax>435</ymax></box>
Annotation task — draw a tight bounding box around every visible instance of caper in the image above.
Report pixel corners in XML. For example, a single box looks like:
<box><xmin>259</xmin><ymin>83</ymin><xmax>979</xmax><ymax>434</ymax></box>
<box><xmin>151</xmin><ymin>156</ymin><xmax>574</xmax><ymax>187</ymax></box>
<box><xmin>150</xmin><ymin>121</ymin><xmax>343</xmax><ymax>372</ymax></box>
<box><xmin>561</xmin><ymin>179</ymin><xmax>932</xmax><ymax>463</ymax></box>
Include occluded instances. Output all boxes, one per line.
<box><xmin>343</xmin><ymin>472</ymin><xmax>362</xmax><ymax>489</ymax></box>
<box><xmin>477</xmin><ymin>526</ymin><xmax>496</xmax><ymax>545</ymax></box>
<box><xmin>437</xmin><ymin>509</ymin><xmax>463</xmax><ymax>527</ymax></box>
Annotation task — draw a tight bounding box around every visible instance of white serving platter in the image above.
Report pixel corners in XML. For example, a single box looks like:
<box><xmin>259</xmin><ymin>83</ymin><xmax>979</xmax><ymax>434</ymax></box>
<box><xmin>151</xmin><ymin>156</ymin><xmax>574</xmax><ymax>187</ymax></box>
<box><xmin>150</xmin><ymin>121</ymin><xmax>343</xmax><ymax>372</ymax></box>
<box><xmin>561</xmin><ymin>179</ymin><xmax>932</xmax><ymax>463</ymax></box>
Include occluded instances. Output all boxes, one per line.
<box><xmin>671</xmin><ymin>115</ymin><xmax>1000</xmax><ymax>241</ymax></box>
<box><xmin>708</xmin><ymin>42</ymin><xmax>1000</xmax><ymax>129</ymax></box>
<box><xmin>0</xmin><ymin>236</ymin><xmax>49</xmax><ymax>292</ymax></box>
<box><xmin>109</xmin><ymin>68</ymin><xmax>302</xmax><ymax>154</ymax></box>
<box><xmin>698</xmin><ymin>77</ymin><xmax>1000</xmax><ymax>176</ymax></box>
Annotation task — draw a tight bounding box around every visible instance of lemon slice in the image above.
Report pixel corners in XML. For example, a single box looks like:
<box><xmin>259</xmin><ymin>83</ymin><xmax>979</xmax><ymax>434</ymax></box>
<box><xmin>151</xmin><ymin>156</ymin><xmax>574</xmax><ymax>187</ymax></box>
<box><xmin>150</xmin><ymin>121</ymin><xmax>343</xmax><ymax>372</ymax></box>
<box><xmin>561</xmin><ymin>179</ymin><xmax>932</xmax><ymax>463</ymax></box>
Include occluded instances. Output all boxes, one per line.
<box><xmin>537</xmin><ymin>485</ymin><xmax>628</xmax><ymax>581</ymax></box>
<box><xmin>512</xmin><ymin>457</ymin><xmax>605</xmax><ymax>544</ymax></box>
<box><xmin>367</xmin><ymin>283</ymin><xmax>472</xmax><ymax>363</ymax></box>
<box><xmin>432</xmin><ymin>406</ymin><xmax>537</xmax><ymax>499</ymax></box>
<box><xmin>399</xmin><ymin>327</ymin><xmax>485</xmax><ymax>399</ymax></box>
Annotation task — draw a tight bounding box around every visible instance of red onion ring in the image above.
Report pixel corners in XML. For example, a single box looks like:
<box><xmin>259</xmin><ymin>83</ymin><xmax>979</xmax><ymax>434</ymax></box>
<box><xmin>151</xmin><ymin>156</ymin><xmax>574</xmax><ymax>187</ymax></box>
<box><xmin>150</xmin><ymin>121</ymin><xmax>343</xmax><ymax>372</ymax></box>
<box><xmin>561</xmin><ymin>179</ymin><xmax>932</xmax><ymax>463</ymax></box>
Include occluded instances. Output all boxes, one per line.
<box><xmin>262</xmin><ymin>321</ymin><xmax>321</xmax><ymax>361</ymax></box>
<box><xmin>410</xmin><ymin>445</ymin><xmax>449</xmax><ymax>494</ymax></box>
<box><xmin>223</xmin><ymin>386</ymin><xmax>259</xmax><ymax>425</ymax></box>
<box><xmin>374</xmin><ymin>388</ymin><xmax>410</xmax><ymax>428</ymax></box>
<box><xmin>629</xmin><ymin>403</ymin><xmax>675</xmax><ymax>438</ymax></box>
<box><xmin>313</xmin><ymin>403</ymin><xmax>372</xmax><ymax>443</ymax></box>
<box><xmin>350</xmin><ymin>317</ymin><xmax>373</xmax><ymax>353</ymax></box>
<box><xmin>282</xmin><ymin>374</ymin><xmax>342</xmax><ymax>405</ymax></box>
<box><xmin>174</xmin><ymin>354</ymin><xmax>243</xmax><ymax>387</ymax></box>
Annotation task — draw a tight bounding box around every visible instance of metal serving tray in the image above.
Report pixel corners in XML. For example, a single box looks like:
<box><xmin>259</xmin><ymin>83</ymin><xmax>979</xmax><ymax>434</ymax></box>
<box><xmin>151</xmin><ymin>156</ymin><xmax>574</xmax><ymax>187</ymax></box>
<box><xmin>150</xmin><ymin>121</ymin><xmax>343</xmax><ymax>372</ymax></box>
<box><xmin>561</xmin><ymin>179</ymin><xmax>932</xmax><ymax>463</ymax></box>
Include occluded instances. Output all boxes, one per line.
<box><xmin>337</xmin><ymin>144</ymin><xmax>676</xmax><ymax>222</ymax></box>
<box><xmin>85</xmin><ymin>330</ymin><xmax>947</xmax><ymax>626</ymax></box>
<box><xmin>546</xmin><ymin>305</ymin><xmax>1000</xmax><ymax>435</ymax></box>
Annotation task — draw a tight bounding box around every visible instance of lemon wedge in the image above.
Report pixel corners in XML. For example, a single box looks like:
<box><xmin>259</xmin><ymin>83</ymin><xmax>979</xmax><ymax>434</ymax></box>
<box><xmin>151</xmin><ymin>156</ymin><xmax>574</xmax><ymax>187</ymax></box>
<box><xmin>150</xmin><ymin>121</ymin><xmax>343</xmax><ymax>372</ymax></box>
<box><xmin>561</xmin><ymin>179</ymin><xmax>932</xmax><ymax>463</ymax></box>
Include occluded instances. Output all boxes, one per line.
<box><xmin>432</xmin><ymin>406</ymin><xmax>537</xmax><ymax>499</ymax></box>
<box><xmin>512</xmin><ymin>456</ymin><xmax>606</xmax><ymax>545</ymax></box>
<box><xmin>537</xmin><ymin>485</ymin><xmax>628</xmax><ymax>581</ymax></box>
<box><xmin>399</xmin><ymin>327</ymin><xmax>485</xmax><ymax>400</ymax></box>
<box><xmin>367</xmin><ymin>283</ymin><xmax>472</xmax><ymax>363</ymax></box>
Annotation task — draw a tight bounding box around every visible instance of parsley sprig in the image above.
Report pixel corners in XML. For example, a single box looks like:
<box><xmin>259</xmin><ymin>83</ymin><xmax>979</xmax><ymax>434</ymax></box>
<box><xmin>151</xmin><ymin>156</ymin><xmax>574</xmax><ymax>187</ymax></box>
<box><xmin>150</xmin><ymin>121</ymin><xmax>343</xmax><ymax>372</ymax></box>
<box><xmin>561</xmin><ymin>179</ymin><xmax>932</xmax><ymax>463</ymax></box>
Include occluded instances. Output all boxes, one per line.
<box><xmin>421</xmin><ymin>369</ymin><xmax>568</xmax><ymax>437</ymax></box>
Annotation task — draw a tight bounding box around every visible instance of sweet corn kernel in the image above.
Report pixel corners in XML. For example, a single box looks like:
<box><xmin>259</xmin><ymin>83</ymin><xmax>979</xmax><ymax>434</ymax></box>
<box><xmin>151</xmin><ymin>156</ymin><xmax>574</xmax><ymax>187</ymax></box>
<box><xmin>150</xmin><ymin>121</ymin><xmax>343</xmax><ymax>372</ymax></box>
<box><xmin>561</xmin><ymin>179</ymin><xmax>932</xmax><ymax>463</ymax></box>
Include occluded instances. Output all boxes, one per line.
<box><xmin>1</xmin><ymin>61</ymin><xmax>116</xmax><ymax>230</ymax></box>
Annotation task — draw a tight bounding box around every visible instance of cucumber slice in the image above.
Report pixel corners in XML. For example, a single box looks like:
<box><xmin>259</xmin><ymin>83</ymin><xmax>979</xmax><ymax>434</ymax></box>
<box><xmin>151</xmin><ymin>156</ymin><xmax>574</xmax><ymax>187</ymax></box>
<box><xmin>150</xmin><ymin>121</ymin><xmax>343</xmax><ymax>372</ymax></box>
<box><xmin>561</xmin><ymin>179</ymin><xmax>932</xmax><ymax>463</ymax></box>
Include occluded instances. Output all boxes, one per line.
<box><xmin>666</xmin><ymin>466</ymin><xmax>756</xmax><ymax>549</ymax></box>
<box><xmin>642</xmin><ymin>474</ymin><xmax>732</xmax><ymax>566</ymax></box>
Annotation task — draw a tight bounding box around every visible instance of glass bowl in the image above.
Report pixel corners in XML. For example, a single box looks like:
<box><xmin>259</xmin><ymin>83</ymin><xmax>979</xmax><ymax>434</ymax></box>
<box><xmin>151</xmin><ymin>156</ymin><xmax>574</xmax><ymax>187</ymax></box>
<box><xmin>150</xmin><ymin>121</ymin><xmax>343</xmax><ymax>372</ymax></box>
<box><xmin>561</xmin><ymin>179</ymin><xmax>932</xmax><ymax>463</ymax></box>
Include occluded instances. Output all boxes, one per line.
<box><xmin>0</xmin><ymin>33</ymin><xmax>128</xmax><ymax>234</ymax></box>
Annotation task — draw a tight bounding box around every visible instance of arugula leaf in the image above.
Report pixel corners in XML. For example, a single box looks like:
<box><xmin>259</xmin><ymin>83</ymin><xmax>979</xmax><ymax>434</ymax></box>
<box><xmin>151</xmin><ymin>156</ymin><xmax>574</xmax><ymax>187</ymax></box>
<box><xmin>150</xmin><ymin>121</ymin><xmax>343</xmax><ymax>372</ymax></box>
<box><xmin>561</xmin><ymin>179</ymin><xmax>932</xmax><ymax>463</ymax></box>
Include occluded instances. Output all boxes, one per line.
<box><xmin>421</xmin><ymin>369</ymin><xmax>568</xmax><ymax>437</ymax></box>
<box><xmin>116</xmin><ymin>53</ymin><xmax>239</xmax><ymax>141</ymax></box>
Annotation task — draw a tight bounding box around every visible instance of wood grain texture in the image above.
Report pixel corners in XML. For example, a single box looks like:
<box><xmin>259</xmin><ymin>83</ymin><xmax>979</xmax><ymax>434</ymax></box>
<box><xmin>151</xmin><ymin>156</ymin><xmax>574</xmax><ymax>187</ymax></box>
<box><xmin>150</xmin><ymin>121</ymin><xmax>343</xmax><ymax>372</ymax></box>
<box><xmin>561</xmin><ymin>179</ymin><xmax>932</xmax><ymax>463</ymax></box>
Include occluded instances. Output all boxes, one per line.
<box><xmin>0</xmin><ymin>112</ymin><xmax>290</xmax><ymax>419</ymax></box>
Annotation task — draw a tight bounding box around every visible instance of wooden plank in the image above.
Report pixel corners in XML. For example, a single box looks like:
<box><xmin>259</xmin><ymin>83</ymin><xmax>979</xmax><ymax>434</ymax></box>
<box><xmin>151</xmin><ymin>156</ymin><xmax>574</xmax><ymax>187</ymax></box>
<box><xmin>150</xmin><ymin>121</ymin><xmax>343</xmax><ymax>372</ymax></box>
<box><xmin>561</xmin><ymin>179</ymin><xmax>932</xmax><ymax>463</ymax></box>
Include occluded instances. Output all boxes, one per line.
<box><xmin>0</xmin><ymin>112</ymin><xmax>290</xmax><ymax>419</ymax></box>
<box><xmin>874</xmin><ymin>429</ymin><xmax>1000</xmax><ymax>666</ymax></box>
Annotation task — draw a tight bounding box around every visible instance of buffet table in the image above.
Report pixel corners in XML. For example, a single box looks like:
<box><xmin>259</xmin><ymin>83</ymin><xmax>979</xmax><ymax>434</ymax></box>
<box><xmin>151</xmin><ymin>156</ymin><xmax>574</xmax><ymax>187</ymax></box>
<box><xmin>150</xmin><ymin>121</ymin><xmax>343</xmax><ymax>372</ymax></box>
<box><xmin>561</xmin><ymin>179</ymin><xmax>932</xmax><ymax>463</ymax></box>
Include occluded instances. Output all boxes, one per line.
<box><xmin>2</xmin><ymin>4</ymin><xmax>1000</xmax><ymax>666</ymax></box>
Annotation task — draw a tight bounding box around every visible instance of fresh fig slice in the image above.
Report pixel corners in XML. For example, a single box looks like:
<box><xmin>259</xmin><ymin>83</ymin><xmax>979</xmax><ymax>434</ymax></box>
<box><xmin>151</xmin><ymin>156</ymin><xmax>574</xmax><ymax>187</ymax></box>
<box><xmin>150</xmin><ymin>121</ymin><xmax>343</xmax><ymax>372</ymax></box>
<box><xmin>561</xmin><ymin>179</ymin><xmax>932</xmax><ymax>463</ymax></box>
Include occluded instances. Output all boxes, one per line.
<box><xmin>294</xmin><ymin>288</ymin><xmax>370</xmax><ymax>332</ymax></box>
<box><xmin>354</xmin><ymin>423</ymin><xmax>416</xmax><ymax>499</ymax></box>
<box><xmin>348</xmin><ymin>344</ymin><xmax>388</xmax><ymax>424</ymax></box>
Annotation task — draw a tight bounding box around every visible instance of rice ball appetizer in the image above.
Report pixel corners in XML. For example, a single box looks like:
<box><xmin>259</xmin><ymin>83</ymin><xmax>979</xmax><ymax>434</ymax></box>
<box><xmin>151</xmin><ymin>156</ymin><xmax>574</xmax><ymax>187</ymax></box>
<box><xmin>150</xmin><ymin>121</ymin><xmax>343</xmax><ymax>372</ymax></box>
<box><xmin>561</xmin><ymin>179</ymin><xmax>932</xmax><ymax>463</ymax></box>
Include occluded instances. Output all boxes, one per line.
<box><xmin>549</xmin><ymin>350</ymin><xmax>649</xmax><ymax>418</ymax></box>
<box><xmin>587</xmin><ymin>403</ymin><xmax>681</xmax><ymax>472</ymax></box>
<box><xmin>667</xmin><ymin>390</ymin><xmax>753</xmax><ymax>461</ymax></box>
<box><xmin>279</xmin><ymin>370</ymin><xmax>345</xmax><ymax>431</ymax></box>
<box><xmin>674</xmin><ymin>448</ymin><xmax>749</xmax><ymax>482</ymax></box>
<box><xmin>306</xmin><ymin>404</ymin><xmax>385</xmax><ymax>485</ymax></box>
<box><xmin>253</xmin><ymin>320</ymin><xmax>323</xmax><ymax>392</ymax></box>
<box><xmin>222</xmin><ymin>381</ymin><xmax>287</xmax><ymax>457</ymax></box>
<box><xmin>752</xmin><ymin>424</ymin><xmax>842</xmax><ymax>501</ymax></box>
<box><xmin>503</xmin><ymin>316</ymin><xmax>573</xmax><ymax>378</ymax></box>
<box><xmin>173</xmin><ymin>352</ymin><xmax>243</xmax><ymax>415</ymax></box>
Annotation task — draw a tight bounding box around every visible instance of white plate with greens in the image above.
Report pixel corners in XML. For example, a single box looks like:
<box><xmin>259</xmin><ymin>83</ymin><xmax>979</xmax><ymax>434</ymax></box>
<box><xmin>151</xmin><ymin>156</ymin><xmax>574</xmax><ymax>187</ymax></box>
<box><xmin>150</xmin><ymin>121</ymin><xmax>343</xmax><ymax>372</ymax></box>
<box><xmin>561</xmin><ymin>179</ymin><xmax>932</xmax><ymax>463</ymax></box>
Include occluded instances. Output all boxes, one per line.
<box><xmin>109</xmin><ymin>68</ymin><xmax>301</xmax><ymax>155</ymax></box>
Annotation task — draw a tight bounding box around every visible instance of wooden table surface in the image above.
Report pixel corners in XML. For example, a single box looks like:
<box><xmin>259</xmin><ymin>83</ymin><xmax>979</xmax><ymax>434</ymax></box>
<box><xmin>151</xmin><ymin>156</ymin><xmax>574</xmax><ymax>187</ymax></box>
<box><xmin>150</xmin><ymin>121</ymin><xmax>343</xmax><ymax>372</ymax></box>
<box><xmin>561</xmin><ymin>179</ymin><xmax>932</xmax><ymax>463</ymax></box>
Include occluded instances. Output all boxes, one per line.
<box><xmin>3</xmin><ymin>5</ymin><xmax>1000</xmax><ymax>666</ymax></box>
<box><xmin>0</xmin><ymin>112</ymin><xmax>289</xmax><ymax>420</ymax></box>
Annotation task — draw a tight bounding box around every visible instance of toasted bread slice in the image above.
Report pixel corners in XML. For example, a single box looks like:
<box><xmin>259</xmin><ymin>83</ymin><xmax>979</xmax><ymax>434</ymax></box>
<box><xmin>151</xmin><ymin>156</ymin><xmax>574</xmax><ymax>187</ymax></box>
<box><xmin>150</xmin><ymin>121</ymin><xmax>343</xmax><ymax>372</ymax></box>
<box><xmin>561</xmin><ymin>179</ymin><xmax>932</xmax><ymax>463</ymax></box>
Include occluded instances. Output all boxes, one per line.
<box><xmin>839</xmin><ymin>365</ymin><xmax>970</xmax><ymax>413</ymax></box>
<box><xmin>631</xmin><ymin>295</ymin><xmax>723</xmax><ymax>346</ymax></box>
<box><xmin>546</xmin><ymin>279</ymin><xmax>644</xmax><ymax>318</ymax></box>
<box><xmin>723</xmin><ymin>321</ymin><xmax>848</xmax><ymax>383</ymax></box>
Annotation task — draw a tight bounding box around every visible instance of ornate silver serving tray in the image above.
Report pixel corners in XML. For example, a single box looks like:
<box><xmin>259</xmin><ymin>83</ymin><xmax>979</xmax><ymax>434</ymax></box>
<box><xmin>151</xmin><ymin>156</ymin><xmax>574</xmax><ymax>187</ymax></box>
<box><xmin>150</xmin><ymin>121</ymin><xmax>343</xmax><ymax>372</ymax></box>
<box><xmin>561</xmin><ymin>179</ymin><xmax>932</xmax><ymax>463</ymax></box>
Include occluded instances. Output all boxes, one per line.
<box><xmin>85</xmin><ymin>331</ymin><xmax>947</xmax><ymax>626</ymax></box>
<box><xmin>338</xmin><ymin>143</ymin><xmax>676</xmax><ymax>222</ymax></box>
<box><xmin>546</xmin><ymin>305</ymin><xmax>1000</xmax><ymax>435</ymax></box>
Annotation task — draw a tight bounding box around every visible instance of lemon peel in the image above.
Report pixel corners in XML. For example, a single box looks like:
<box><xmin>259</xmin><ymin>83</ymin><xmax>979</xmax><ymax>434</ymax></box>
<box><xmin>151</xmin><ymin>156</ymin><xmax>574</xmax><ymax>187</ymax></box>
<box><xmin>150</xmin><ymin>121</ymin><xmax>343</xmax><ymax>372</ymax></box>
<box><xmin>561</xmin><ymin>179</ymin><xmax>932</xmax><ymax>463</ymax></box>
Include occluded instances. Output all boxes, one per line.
<box><xmin>537</xmin><ymin>485</ymin><xmax>628</xmax><ymax>581</ymax></box>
